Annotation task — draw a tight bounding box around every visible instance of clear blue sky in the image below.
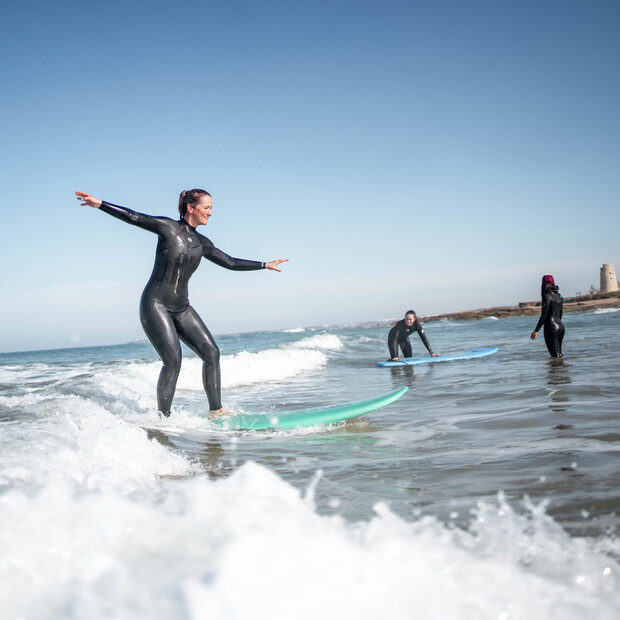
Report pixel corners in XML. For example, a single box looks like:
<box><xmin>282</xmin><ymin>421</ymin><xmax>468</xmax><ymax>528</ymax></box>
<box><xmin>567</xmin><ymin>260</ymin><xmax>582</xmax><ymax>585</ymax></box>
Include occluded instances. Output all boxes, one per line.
<box><xmin>1</xmin><ymin>0</ymin><xmax>619</xmax><ymax>352</ymax></box>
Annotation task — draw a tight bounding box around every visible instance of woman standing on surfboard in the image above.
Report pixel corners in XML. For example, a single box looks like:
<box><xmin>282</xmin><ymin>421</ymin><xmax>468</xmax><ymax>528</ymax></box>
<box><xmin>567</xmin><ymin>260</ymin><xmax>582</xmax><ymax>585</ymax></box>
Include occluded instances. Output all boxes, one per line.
<box><xmin>76</xmin><ymin>190</ymin><xmax>287</xmax><ymax>417</ymax></box>
<box><xmin>531</xmin><ymin>274</ymin><xmax>564</xmax><ymax>357</ymax></box>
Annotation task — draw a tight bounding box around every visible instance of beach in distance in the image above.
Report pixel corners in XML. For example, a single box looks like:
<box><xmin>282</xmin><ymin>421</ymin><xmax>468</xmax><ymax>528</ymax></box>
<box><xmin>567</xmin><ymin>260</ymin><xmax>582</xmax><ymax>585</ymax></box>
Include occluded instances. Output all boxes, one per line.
<box><xmin>374</xmin><ymin>290</ymin><xmax>620</xmax><ymax>325</ymax></box>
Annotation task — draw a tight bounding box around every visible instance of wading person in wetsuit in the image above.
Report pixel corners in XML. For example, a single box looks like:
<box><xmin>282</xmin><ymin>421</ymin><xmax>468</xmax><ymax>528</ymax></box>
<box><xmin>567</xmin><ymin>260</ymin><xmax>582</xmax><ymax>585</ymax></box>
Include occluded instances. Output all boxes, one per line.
<box><xmin>387</xmin><ymin>310</ymin><xmax>439</xmax><ymax>361</ymax></box>
<box><xmin>531</xmin><ymin>274</ymin><xmax>564</xmax><ymax>357</ymax></box>
<box><xmin>76</xmin><ymin>189</ymin><xmax>288</xmax><ymax>417</ymax></box>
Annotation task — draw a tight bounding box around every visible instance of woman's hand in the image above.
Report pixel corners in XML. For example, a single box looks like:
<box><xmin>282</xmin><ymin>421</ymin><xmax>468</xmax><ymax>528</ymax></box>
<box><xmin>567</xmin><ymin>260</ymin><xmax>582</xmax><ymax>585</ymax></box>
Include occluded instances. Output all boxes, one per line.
<box><xmin>265</xmin><ymin>258</ymin><xmax>289</xmax><ymax>272</ymax></box>
<box><xmin>530</xmin><ymin>331</ymin><xmax>538</xmax><ymax>340</ymax></box>
<box><xmin>75</xmin><ymin>191</ymin><xmax>102</xmax><ymax>208</ymax></box>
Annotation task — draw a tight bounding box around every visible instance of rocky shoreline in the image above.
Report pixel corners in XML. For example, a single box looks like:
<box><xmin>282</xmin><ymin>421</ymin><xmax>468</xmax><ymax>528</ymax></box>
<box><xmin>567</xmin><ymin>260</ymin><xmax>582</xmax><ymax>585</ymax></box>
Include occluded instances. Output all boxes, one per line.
<box><xmin>375</xmin><ymin>291</ymin><xmax>620</xmax><ymax>326</ymax></box>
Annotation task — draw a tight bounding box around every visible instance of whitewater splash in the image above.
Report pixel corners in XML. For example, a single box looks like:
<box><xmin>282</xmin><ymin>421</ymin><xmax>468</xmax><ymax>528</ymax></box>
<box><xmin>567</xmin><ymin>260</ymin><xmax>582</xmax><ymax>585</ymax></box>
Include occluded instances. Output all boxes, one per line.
<box><xmin>217</xmin><ymin>333</ymin><xmax>342</xmax><ymax>389</ymax></box>
<box><xmin>2</xmin><ymin>360</ymin><xmax>618</xmax><ymax>616</ymax></box>
<box><xmin>1</xmin><ymin>450</ymin><xmax>618</xmax><ymax>619</ymax></box>
<box><xmin>87</xmin><ymin>333</ymin><xmax>345</xmax><ymax>405</ymax></box>
<box><xmin>2</xmin><ymin>315</ymin><xmax>620</xmax><ymax>618</ymax></box>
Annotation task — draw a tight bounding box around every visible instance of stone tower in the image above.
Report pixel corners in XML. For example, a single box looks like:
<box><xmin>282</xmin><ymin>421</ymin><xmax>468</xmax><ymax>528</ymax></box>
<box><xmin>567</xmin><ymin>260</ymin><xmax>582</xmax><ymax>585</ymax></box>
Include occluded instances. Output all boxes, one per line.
<box><xmin>600</xmin><ymin>263</ymin><xmax>618</xmax><ymax>292</ymax></box>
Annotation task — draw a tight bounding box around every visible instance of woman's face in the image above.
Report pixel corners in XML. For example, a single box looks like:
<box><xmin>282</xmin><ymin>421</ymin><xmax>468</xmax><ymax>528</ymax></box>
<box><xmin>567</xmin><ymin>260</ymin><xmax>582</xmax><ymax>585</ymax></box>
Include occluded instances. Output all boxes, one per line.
<box><xmin>188</xmin><ymin>195</ymin><xmax>213</xmax><ymax>227</ymax></box>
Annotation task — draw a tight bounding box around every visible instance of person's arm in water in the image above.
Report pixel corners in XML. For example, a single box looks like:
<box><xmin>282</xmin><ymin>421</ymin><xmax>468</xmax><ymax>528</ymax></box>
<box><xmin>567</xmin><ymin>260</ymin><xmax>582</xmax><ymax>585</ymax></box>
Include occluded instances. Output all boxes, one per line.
<box><xmin>531</xmin><ymin>294</ymin><xmax>551</xmax><ymax>340</ymax></box>
<box><xmin>413</xmin><ymin>320</ymin><xmax>439</xmax><ymax>356</ymax></box>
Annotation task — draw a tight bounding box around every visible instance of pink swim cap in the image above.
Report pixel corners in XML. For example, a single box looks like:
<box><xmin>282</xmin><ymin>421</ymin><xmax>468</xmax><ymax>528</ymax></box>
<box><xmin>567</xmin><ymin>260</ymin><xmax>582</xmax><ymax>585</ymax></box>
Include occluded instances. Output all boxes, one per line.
<box><xmin>542</xmin><ymin>274</ymin><xmax>555</xmax><ymax>286</ymax></box>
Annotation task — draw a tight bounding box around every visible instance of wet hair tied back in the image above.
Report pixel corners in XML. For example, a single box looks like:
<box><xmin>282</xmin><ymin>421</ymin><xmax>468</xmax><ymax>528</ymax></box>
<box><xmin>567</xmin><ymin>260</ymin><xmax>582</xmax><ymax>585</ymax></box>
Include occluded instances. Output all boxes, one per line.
<box><xmin>178</xmin><ymin>188</ymin><xmax>211</xmax><ymax>218</ymax></box>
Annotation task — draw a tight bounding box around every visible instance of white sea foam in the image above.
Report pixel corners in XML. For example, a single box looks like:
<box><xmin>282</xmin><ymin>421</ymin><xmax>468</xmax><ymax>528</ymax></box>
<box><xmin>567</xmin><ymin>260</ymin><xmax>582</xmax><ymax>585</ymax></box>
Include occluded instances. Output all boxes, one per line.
<box><xmin>191</xmin><ymin>333</ymin><xmax>342</xmax><ymax>390</ymax></box>
<box><xmin>0</xmin><ymin>362</ymin><xmax>91</xmax><ymax>386</ymax></box>
<box><xmin>592</xmin><ymin>307</ymin><xmax>620</xmax><ymax>315</ymax></box>
<box><xmin>1</xmin><ymin>460</ymin><xmax>618</xmax><ymax>619</ymax></box>
<box><xmin>358</xmin><ymin>335</ymin><xmax>380</xmax><ymax>343</ymax></box>
<box><xmin>293</xmin><ymin>333</ymin><xmax>344</xmax><ymax>350</ymax></box>
<box><xmin>0</xmin><ymin>394</ymin><xmax>195</xmax><ymax>494</ymax></box>
<box><xmin>2</xmin><ymin>316</ymin><xmax>619</xmax><ymax>619</ymax></box>
<box><xmin>83</xmin><ymin>334</ymin><xmax>344</xmax><ymax>406</ymax></box>
<box><xmin>281</xmin><ymin>327</ymin><xmax>306</xmax><ymax>333</ymax></box>
<box><xmin>217</xmin><ymin>347</ymin><xmax>326</xmax><ymax>388</ymax></box>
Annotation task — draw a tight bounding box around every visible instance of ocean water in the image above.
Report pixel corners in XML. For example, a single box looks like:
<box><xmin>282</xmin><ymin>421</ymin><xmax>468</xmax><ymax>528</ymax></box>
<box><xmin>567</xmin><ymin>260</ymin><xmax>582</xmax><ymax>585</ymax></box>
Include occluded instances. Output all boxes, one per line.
<box><xmin>1</xmin><ymin>310</ymin><xmax>619</xmax><ymax>619</ymax></box>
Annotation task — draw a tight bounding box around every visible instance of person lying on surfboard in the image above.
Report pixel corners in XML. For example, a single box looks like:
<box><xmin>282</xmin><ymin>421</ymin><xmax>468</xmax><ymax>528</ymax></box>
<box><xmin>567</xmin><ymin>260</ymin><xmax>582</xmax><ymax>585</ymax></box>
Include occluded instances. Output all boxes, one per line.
<box><xmin>387</xmin><ymin>310</ymin><xmax>440</xmax><ymax>361</ymax></box>
<box><xmin>76</xmin><ymin>189</ymin><xmax>287</xmax><ymax>418</ymax></box>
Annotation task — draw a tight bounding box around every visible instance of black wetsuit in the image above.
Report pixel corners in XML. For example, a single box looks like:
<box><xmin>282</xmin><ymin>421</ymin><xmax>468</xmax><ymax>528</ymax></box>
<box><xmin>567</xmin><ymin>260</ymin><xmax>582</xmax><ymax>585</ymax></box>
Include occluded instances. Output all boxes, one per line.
<box><xmin>387</xmin><ymin>319</ymin><xmax>433</xmax><ymax>359</ymax></box>
<box><xmin>99</xmin><ymin>201</ymin><xmax>265</xmax><ymax>414</ymax></box>
<box><xmin>534</xmin><ymin>286</ymin><xmax>564</xmax><ymax>357</ymax></box>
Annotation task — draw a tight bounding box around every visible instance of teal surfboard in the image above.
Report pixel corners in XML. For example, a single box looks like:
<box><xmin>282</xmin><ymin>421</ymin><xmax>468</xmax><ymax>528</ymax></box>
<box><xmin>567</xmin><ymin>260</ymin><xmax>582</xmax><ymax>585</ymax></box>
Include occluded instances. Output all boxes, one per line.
<box><xmin>143</xmin><ymin>386</ymin><xmax>408</xmax><ymax>436</ymax></box>
<box><xmin>209</xmin><ymin>386</ymin><xmax>408</xmax><ymax>430</ymax></box>
<box><xmin>376</xmin><ymin>346</ymin><xmax>498</xmax><ymax>367</ymax></box>
<box><xmin>144</xmin><ymin>388</ymin><xmax>408</xmax><ymax>434</ymax></box>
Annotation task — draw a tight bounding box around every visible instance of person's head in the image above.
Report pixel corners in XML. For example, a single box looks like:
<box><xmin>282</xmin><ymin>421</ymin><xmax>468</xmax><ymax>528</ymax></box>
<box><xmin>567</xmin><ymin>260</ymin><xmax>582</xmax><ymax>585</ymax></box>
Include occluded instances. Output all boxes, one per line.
<box><xmin>541</xmin><ymin>274</ymin><xmax>556</xmax><ymax>295</ymax></box>
<box><xmin>404</xmin><ymin>310</ymin><xmax>416</xmax><ymax>326</ymax></box>
<box><xmin>179</xmin><ymin>189</ymin><xmax>212</xmax><ymax>227</ymax></box>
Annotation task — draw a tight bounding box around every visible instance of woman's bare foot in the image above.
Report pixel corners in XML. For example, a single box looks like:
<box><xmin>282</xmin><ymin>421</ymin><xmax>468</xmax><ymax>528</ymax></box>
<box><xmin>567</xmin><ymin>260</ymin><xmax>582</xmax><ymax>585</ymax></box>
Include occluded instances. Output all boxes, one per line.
<box><xmin>209</xmin><ymin>408</ymin><xmax>232</xmax><ymax>418</ymax></box>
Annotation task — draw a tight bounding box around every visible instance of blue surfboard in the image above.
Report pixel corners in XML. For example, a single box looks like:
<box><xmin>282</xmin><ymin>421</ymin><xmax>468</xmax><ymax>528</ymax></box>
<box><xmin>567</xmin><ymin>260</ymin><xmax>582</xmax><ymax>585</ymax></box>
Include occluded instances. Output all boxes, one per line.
<box><xmin>145</xmin><ymin>387</ymin><xmax>408</xmax><ymax>433</ymax></box>
<box><xmin>376</xmin><ymin>346</ymin><xmax>498</xmax><ymax>367</ymax></box>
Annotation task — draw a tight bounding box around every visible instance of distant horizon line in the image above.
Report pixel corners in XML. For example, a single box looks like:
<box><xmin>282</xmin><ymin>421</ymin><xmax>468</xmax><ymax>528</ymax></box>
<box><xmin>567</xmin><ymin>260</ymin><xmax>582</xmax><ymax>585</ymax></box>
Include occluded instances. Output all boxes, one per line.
<box><xmin>2</xmin><ymin>289</ymin><xmax>619</xmax><ymax>356</ymax></box>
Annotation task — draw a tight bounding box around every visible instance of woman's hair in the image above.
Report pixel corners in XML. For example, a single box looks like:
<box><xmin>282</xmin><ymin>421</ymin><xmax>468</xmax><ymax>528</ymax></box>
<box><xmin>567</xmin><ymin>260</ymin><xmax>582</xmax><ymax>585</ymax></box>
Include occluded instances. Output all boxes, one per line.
<box><xmin>178</xmin><ymin>188</ymin><xmax>211</xmax><ymax>218</ymax></box>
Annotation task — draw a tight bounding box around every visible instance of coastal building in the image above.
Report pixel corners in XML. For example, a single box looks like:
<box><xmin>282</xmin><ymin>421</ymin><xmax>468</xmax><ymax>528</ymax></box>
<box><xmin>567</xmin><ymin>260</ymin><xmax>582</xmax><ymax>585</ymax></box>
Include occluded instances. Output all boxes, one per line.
<box><xmin>600</xmin><ymin>263</ymin><xmax>618</xmax><ymax>292</ymax></box>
